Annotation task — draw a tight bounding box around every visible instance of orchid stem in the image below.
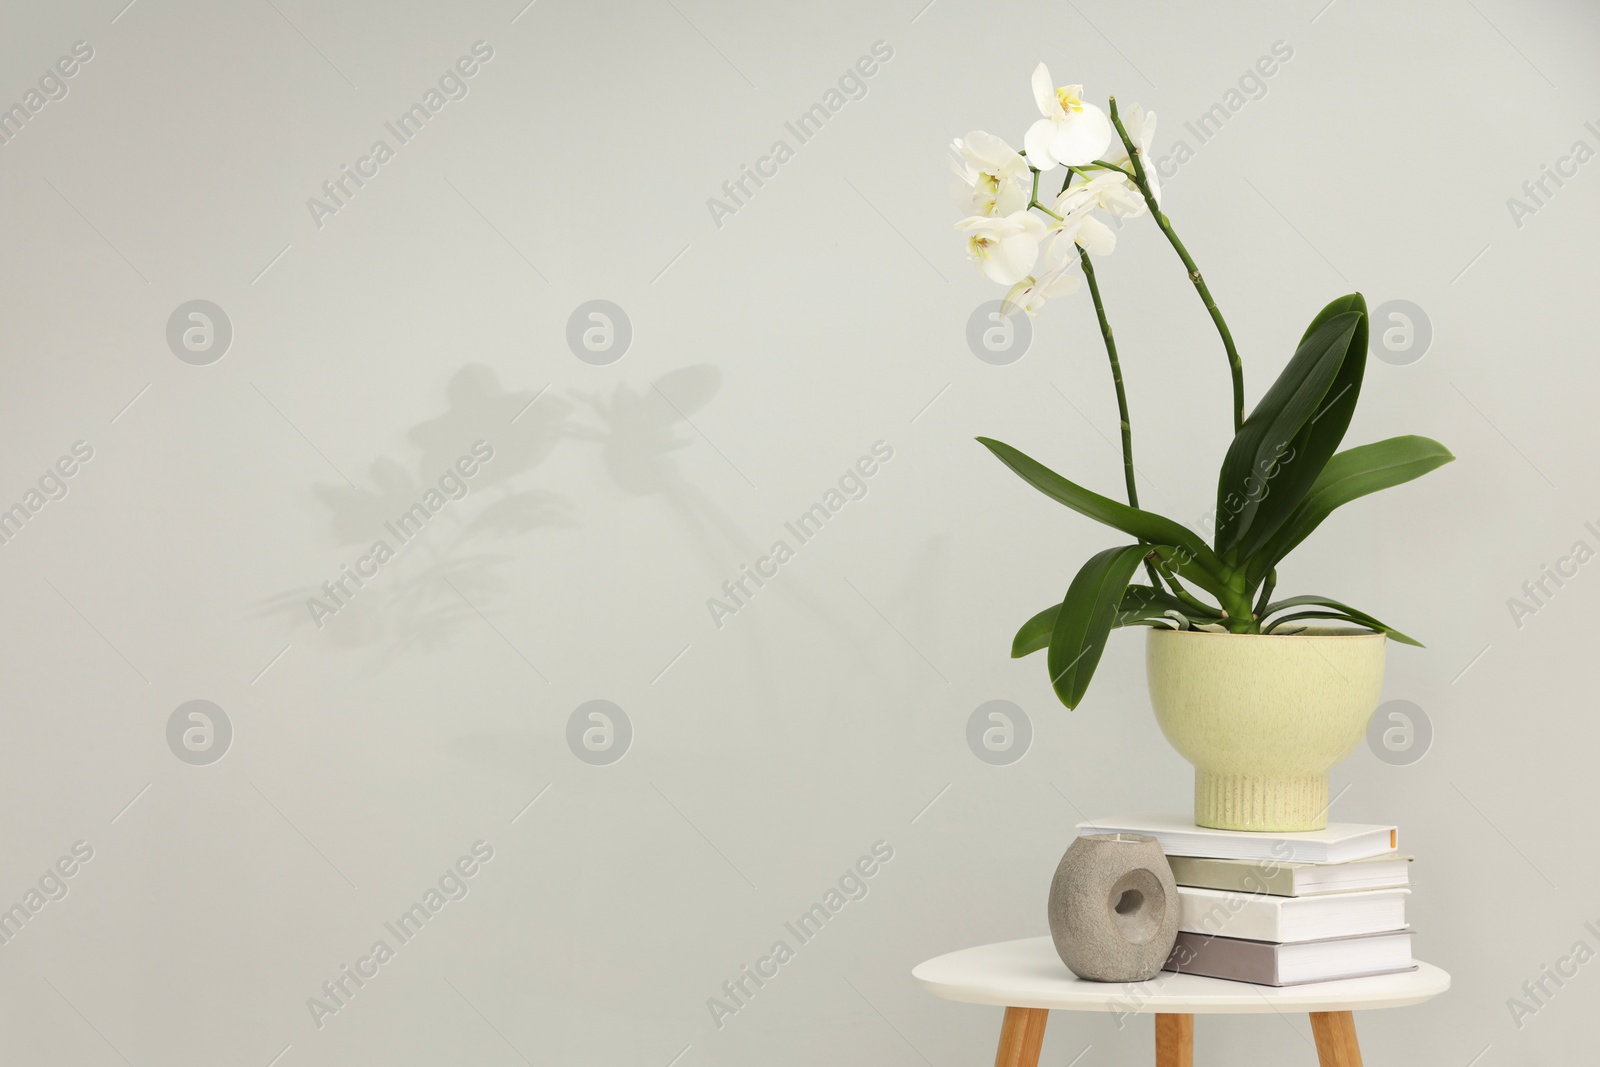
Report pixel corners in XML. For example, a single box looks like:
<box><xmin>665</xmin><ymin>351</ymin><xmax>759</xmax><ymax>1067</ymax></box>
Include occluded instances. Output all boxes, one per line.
<box><xmin>1080</xmin><ymin>252</ymin><xmax>1169</xmax><ymax>593</ymax></box>
<box><xmin>1077</xmin><ymin>256</ymin><xmax>1138</xmax><ymax>509</ymax></box>
<box><xmin>1053</xmin><ymin>168</ymin><xmax>1167</xmax><ymax>594</ymax></box>
<box><xmin>1078</xmin><ymin>255</ymin><xmax>1140</xmax><ymax>509</ymax></box>
<box><xmin>1090</xmin><ymin>158</ymin><xmax>1133</xmax><ymax>176</ymax></box>
<box><xmin>1108</xmin><ymin>96</ymin><xmax>1246</xmax><ymax>433</ymax></box>
<box><xmin>1042</xmin><ymin>173</ymin><xmax>1218</xmax><ymax>619</ymax></box>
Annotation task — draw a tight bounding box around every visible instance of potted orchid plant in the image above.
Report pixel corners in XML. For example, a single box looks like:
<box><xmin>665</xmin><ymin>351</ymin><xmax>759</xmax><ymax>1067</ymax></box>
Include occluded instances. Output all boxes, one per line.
<box><xmin>955</xmin><ymin>66</ymin><xmax>1454</xmax><ymax>831</ymax></box>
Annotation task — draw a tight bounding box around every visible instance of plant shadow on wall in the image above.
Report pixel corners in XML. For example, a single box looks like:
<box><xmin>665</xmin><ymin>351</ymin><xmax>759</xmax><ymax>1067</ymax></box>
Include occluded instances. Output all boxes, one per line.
<box><xmin>569</xmin><ymin>365</ymin><xmax>747</xmax><ymax>560</ymax></box>
<box><xmin>570</xmin><ymin>365</ymin><xmax>862</xmax><ymax>653</ymax></box>
<box><xmin>258</xmin><ymin>365</ymin><xmax>573</xmax><ymax>658</ymax></box>
<box><xmin>570</xmin><ymin>365</ymin><xmax>934</xmax><ymax>755</ymax></box>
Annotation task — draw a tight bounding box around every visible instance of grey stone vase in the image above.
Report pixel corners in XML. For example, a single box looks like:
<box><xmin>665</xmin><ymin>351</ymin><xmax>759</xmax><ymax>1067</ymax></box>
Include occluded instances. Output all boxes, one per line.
<box><xmin>1047</xmin><ymin>833</ymin><xmax>1179</xmax><ymax>982</ymax></box>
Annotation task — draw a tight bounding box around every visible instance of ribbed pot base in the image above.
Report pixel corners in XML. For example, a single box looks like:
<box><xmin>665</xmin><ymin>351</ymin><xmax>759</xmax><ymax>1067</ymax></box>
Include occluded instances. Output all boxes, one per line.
<box><xmin>1194</xmin><ymin>770</ymin><xmax>1329</xmax><ymax>831</ymax></box>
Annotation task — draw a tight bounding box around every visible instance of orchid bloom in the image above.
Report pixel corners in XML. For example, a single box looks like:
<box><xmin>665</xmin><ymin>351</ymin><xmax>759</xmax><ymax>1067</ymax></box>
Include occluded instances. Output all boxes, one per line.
<box><xmin>1108</xmin><ymin>103</ymin><xmax>1160</xmax><ymax>205</ymax></box>
<box><xmin>1048</xmin><ymin>192</ymin><xmax>1117</xmax><ymax>257</ymax></box>
<box><xmin>1058</xmin><ymin>171</ymin><xmax>1145</xmax><ymax>219</ymax></box>
<box><xmin>1001</xmin><ymin>235</ymin><xmax>1083</xmax><ymax>317</ymax></box>
<box><xmin>956</xmin><ymin>211</ymin><xmax>1048</xmax><ymax>285</ymax></box>
<box><xmin>1023</xmin><ymin>64</ymin><xmax>1111</xmax><ymax>170</ymax></box>
<box><xmin>950</xmin><ymin>131</ymin><xmax>1031</xmax><ymax>217</ymax></box>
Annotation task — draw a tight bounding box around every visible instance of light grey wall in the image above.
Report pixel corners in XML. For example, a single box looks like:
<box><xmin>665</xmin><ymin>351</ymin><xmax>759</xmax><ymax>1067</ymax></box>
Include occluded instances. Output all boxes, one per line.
<box><xmin>0</xmin><ymin>0</ymin><xmax>1595</xmax><ymax>1064</ymax></box>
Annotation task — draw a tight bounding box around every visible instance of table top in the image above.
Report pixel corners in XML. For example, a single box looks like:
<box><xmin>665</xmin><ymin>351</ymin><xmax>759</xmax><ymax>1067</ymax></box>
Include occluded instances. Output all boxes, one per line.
<box><xmin>912</xmin><ymin>937</ymin><xmax>1450</xmax><ymax>1014</ymax></box>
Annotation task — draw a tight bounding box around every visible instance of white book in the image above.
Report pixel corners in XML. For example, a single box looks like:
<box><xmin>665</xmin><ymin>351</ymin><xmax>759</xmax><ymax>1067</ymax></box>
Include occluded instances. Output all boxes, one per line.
<box><xmin>1167</xmin><ymin>854</ymin><xmax>1414</xmax><ymax>897</ymax></box>
<box><xmin>1177</xmin><ymin>885</ymin><xmax>1410</xmax><ymax>943</ymax></box>
<box><xmin>1077</xmin><ymin>814</ymin><xmax>1398</xmax><ymax>864</ymax></box>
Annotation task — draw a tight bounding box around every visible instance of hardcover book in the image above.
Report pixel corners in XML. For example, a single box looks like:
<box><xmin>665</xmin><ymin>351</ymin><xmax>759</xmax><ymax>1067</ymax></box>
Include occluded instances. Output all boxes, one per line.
<box><xmin>1077</xmin><ymin>814</ymin><xmax>1398</xmax><ymax>864</ymax></box>
<box><xmin>1177</xmin><ymin>885</ymin><xmax>1410</xmax><ymax>943</ymax></box>
<box><xmin>1164</xmin><ymin>929</ymin><xmax>1416</xmax><ymax>986</ymax></box>
<box><xmin>1166</xmin><ymin>854</ymin><xmax>1413</xmax><ymax>897</ymax></box>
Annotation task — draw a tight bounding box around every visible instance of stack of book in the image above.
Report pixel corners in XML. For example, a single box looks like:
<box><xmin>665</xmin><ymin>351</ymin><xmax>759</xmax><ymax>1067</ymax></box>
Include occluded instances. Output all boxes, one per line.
<box><xmin>1080</xmin><ymin>815</ymin><xmax>1415</xmax><ymax>987</ymax></box>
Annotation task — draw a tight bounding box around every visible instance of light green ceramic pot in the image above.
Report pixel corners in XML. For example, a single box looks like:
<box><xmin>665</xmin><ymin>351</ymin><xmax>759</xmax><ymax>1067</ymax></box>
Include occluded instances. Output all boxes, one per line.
<box><xmin>1146</xmin><ymin>627</ymin><xmax>1387</xmax><ymax>831</ymax></box>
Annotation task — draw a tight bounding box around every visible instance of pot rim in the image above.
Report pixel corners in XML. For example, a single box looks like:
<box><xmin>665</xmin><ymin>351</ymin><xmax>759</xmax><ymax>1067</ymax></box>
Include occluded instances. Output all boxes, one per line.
<box><xmin>1146</xmin><ymin>625</ymin><xmax>1388</xmax><ymax>642</ymax></box>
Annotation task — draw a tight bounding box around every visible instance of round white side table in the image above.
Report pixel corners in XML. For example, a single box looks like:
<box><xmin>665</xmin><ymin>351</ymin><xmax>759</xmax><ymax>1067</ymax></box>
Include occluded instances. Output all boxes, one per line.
<box><xmin>913</xmin><ymin>936</ymin><xmax>1449</xmax><ymax>1066</ymax></box>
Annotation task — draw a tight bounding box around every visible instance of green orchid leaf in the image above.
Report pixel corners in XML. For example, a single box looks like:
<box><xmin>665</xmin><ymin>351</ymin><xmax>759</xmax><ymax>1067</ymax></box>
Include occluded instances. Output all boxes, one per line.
<box><xmin>1013</xmin><ymin>583</ymin><xmax>1219</xmax><ymax>658</ymax></box>
<box><xmin>1261</xmin><ymin>595</ymin><xmax>1422</xmax><ymax>646</ymax></box>
<box><xmin>1248</xmin><ymin>435</ymin><xmax>1454</xmax><ymax>582</ymax></box>
<box><xmin>1116</xmin><ymin>584</ymin><xmax>1219</xmax><ymax>626</ymax></box>
<box><xmin>1143</xmin><ymin>545</ymin><xmax>1236</xmax><ymax>601</ymax></box>
<box><xmin>1262</xmin><ymin>611</ymin><xmax>1363</xmax><ymax>634</ymax></box>
<box><xmin>1235</xmin><ymin>295</ymin><xmax>1372</xmax><ymax>562</ymax></box>
<box><xmin>1012</xmin><ymin>603</ymin><xmax>1058</xmax><ymax>658</ymax></box>
<box><xmin>1048</xmin><ymin>545</ymin><xmax>1151</xmax><ymax>708</ymax></box>
<box><xmin>1214</xmin><ymin>299</ymin><xmax>1365</xmax><ymax>562</ymax></box>
<box><xmin>977</xmin><ymin>437</ymin><xmax>1230</xmax><ymax>594</ymax></box>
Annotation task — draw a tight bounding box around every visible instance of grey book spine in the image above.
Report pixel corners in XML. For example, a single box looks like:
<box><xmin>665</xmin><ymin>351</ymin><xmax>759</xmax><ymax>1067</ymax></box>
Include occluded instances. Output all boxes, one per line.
<box><xmin>1165</xmin><ymin>930</ymin><xmax>1286</xmax><ymax>985</ymax></box>
<box><xmin>1163</xmin><ymin>930</ymin><xmax>1416</xmax><ymax>987</ymax></box>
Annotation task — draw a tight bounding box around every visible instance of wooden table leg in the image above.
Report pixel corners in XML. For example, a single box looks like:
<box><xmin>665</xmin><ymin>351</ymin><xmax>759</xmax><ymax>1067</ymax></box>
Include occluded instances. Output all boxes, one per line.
<box><xmin>1309</xmin><ymin>1011</ymin><xmax>1363</xmax><ymax>1067</ymax></box>
<box><xmin>992</xmin><ymin>1006</ymin><xmax>1048</xmax><ymax>1067</ymax></box>
<box><xmin>1155</xmin><ymin>1013</ymin><xmax>1193</xmax><ymax>1067</ymax></box>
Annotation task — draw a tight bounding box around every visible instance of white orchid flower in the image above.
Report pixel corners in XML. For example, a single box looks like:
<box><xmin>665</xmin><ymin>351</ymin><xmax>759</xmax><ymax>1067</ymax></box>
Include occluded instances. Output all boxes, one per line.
<box><xmin>1046</xmin><ymin>193</ymin><xmax>1117</xmax><ymax>257</ymax></box>
<box><xmin>1108</xmin><ymin>102</ymin><xmax>1159</xmax><ymax>205</ymax></box>
<box><xmin>1000</xmin><ymin>235</ymin><xmax>1083</xmax><ymax>317</ymax></box>
<box><xmin>950</xmin><ymin>131</ymin><xmax>1031</xmax><ymax>217</ymax></box>
<box><xmin>1058</xmin><ymin>171</ymin><xmax>1145</xmax><ymax>219</ymax></box>
<box><xmin>956</xmin><ymin>210</ymin><xmax>1047</xmax><ymax>285</ymax></box>
<box><xmin>1023</xmin><ymin>64</ymin><xmax>1112</xmax><ymax>170</ymax></box>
